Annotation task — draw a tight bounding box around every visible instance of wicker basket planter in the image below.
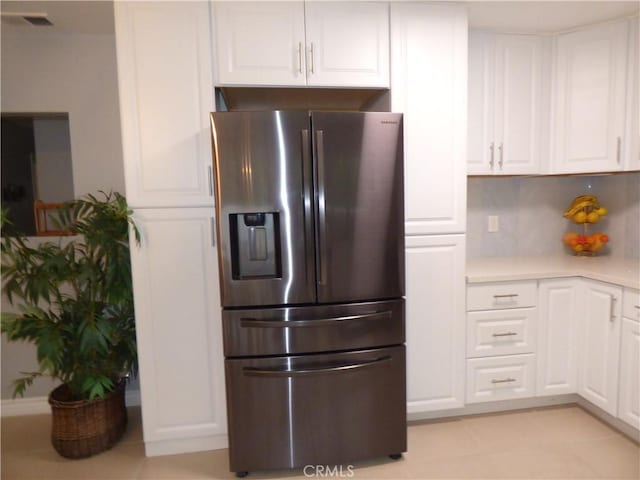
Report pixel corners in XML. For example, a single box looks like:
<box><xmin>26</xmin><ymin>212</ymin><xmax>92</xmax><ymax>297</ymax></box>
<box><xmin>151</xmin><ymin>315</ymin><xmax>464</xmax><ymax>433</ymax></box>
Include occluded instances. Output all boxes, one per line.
<box><xmin>48</xmin><ymin>380</ymin><xmax>127</xmax><ymax>459</ymax></box>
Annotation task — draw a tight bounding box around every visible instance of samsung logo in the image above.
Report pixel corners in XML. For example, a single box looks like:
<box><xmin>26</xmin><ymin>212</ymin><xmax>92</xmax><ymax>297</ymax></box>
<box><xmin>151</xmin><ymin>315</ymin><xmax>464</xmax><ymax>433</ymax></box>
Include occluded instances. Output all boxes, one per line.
<box><xmin>380</xmin><ymin>120</ymin><xmax>399</xmax><ymax>124</ymax></box>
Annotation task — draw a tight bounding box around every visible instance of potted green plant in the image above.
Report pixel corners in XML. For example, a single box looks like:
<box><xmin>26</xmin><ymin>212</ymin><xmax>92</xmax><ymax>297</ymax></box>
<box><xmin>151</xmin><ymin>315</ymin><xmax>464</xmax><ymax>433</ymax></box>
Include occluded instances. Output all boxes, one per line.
<box><xmin>1</xmin><ymin>191</ymin><xmax>139</xmax><ymax>458</ymax></box>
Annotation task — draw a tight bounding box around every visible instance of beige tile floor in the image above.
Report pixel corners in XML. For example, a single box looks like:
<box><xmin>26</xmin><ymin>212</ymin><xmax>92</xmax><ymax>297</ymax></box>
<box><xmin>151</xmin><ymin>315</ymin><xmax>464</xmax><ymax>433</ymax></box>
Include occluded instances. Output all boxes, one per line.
<box><xmin>1</xmin><ymin>404</ymin><xmax>638</xmax><ymax>479</ymax></box>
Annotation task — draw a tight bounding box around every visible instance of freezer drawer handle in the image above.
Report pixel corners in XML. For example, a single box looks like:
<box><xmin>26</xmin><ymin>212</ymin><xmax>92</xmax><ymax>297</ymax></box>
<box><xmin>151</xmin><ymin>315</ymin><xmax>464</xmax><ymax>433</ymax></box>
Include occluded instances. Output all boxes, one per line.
<box><xmin>242</xmin><ymin>356</ymin><xmax>392</xmax><ymax>377</ymax></box>
<box><xmin>240</xmin><ymin>311</ymin><xmax>392</xmax><ymax>328</ymax></box>
<box><xmin>493</xmin><ymin>294</ymin><xmax>519</xmax><ymax>299</ymax></box>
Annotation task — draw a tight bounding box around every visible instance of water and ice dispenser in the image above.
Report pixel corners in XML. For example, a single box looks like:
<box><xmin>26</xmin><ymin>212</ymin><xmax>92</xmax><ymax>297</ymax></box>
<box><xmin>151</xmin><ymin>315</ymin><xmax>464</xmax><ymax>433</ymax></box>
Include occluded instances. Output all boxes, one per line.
<box><xmin>230</xmin><ymin>212</ymin><xmax>281</xmax><ymax>279</ymax></box>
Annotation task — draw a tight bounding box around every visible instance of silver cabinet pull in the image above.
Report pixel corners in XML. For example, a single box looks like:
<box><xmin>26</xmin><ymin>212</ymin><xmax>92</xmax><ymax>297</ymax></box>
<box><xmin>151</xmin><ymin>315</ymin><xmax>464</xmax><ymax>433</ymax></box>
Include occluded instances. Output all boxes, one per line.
<box><xmin>610</xmin><ymin>296</ymin><xmax>617</xmax><ymax>322</ymax></box>
<box><xmin>492</xmin><ymin>332</ymin><xmax>517</xmax><ymax>337</ymax></box>
<box><xmin>207</xmin><ymin>165</ymin><xmax>213</xmax><ymax>197</ymax></box>
<box><xmin>634</xmin><ymin>305</ymin><xmax>640</xmax><ymax>309</ymax></box>
<box><xmin>498</xmin><ymin>142</ymin><xmax>504</xmax><ymax>169</ymax></box>
<box><xmin>616</xmin><ymin>137</ymin><xmax>621</xmax><ymax>164</ymax></box>
<box><xmin>493</xmin><ymin>294</ymin><xmax>519</xmax><ymax>299</ymax></box>
<box><xmin>309</xmin><ymin>42</ymin><xmax>315</xmax><ymax>74</ymax></box>
<box><xmin>297</xmin><ymin>42</ymin><xmax>303</xmax><ymax>74</ymax></box>
<box><xmin>491</xmin><ymin>377</ymin><xmax>516</xmax><ymax>384</ymax></box>
<box><xmin>489</xmin><ymin>142</ymin><xmax>495</xmax><ymax>169</ymax></box>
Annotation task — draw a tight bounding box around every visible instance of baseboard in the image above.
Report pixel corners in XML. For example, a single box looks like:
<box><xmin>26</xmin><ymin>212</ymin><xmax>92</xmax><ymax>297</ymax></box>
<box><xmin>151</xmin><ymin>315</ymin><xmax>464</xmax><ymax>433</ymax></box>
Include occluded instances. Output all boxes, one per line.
<box><xmin>1</xmin><ymin>388</ymin><xmax>142</xmax><ymax>417</ymax></box>
<box><xmin>575</xmin><ymin>397</ymin><xmax>640</xmax><ymax>443</ymax></box>
<box><xmin>407</xmin><ymin>394</ymin><xmax>579</xmax><ymax>422</ymax></box>
<box><xmin>144</xmin><ymin>433</ymin><xmax>229</xmax><ymax>457</ymax></box>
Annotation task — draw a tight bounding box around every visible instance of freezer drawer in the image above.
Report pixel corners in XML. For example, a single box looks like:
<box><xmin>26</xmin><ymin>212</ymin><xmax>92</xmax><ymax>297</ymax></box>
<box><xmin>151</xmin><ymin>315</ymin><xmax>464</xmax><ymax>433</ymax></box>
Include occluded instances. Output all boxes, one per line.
<box><xmin>223</xmin><ymin>299</ymin><xmax>404</xmax><ymax>357</ymax></box>
<box><xmin>225</xmin><ymin>346</ymin><xmax>407</xmax><ymax>473</ymax></box>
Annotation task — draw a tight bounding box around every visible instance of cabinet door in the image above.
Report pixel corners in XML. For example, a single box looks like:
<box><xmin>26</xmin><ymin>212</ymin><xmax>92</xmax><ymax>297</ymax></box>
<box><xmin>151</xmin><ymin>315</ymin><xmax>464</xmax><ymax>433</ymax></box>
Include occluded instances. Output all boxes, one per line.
<box><xmin>304</xmin><ymin>2</ymin><xmax>389</xmax><ymax>87</ymax></box>
<box><xmin>618</xmin><ymin>318</ymin><xmax>640</xmax><ymax>430</ymax></box>
<box><xmin>115</xmin><ymin>2</ymin><xmax>215</xmax><ymax>208</ymax></box>
<box><xmin>130</xmin><ymin>208</ymin><xmax>226</xmax><ymax>454</ymax></box>
<box><xmin>577</xmin><ymin>279</ymin><xmax>622</xmax><ymax>416</ymax></box>
<box><xmin>625</xmin><ymin>17</ymin><xmax>640</xmax><ymax>171</ymax></box>
<box><xmin>391</xmin><ymin>3</ymin><xmax>467</xmax><ymax>235</ymax></box>
<box><xmin>405</xmin><ymin>235</ymin><xmax>466</xmax><ymax>414</ymax></box>
<box><xmin>467</xmin><ymin>30</ymin><xmax>495</xmax><ymax>175</ymax></box>
<box><xmin>213</xmin><ymin>2</ymin><xmax>306</xmax><ymax>86</ymax></box>
<box><xmin>537</xmin><ymin>279</ymin><xmax>579</xmax><ymax>396</ymax></box>
<box><xmin>493</xmin><ymin>34</ymin><xmax>543</xmax><ymax>175</ymax></box>
<box><xmin>552</xmin><ymin>20</ymin><xmax>628</xmax><ymax>173</ymax></box>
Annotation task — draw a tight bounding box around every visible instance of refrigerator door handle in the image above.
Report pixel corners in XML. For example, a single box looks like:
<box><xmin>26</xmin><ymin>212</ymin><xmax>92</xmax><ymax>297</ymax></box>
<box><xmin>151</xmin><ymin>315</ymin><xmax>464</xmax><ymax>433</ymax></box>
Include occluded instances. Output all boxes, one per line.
<box><xmin>301</xmin><ymin>129</ymin><xmax>316</xmax><ymax>293</ymax></box>
<box><xmin>242</xmin><ymin>356</ymin><xmax>392</xmax><ymax>377</ymax></box>
<box><xmin>316</xmin><ymin>129</ymin><xmax>327</xmax><ymax>286</ymax></box>
<box><xmin>240</xmin><ymin>310</ymin><xmax>392</xmax><ymax>328</ymax></box>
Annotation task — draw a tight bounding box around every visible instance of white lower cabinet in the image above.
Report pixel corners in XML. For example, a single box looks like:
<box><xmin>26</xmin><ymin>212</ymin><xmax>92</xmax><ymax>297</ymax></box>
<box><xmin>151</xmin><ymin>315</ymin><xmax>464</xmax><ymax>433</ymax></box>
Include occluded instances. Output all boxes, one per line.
<box><xmin>618</xmin><ymin>288</ymin><xmax>640</xmax><ymax>429</ymax></box>
<box><xmin>466</xmin><ymin>354</ymin><xmax>536</xmax><ymax>403</ymax></box>
<box><xmin>537</xmin><ymin>278</ymin><xmax>579</xmax><ymax>396</ymax></box>
<box><xmin>577</xmin><ymin>279</ymin><xmax>622</xmax><ymax>416</ymax></box>
<box><xmin>405</xmin><ymin>235</ymin><xmax>466</xmax><ymax>413</ymax></box>
<box><xmin>465</xmin><ymin>280</ymin><xmax>537</xmax><ymax>404</ymax></box>
<box><xmin>129</xmin><ymin>207</ymin><xmax>227</xmax><ymax>455</ymax></box>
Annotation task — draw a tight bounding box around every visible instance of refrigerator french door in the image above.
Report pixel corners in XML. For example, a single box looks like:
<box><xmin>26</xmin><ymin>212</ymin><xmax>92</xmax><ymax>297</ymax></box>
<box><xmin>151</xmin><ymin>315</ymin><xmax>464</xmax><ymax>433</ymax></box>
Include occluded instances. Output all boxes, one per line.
<box><xmin>211</xmin><ymin>111</ymin><xmax>406</xmax><ymax>476</ymax></box>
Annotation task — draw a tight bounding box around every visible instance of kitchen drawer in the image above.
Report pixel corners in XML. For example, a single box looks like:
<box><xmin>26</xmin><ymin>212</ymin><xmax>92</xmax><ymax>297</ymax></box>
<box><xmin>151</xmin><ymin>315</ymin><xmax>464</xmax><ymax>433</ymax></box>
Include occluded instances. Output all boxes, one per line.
<box><xmin>623</xmin><ymin>288</ymin><xmax>640</xmax><ymax>321</ymax></box>
<box><xmin>467</xmin><ymin>281</ymin><xmax>537</xmax><ymax>311</ymax></box>
<box><xmin>466</xmin><ymin>354</ymin><xmax>536</xmax><ymax>403</ymax></box>
<box><xmin>467</xmin><ymin>308</ymin><xmax>536</xmax><ymax>358</ymax></box>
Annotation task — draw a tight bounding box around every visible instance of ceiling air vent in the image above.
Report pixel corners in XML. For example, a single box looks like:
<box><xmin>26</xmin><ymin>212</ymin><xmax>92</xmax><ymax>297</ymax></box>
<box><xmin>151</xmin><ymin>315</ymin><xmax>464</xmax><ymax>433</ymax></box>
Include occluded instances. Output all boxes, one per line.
<box><xmin>23</xmin><ymin>15</ymin><xmax>53</xmax><ymax>26</ymax></box>
<box><xmin>0</xmin><ymin>12</ymin><xmax>53</xmax><ymax>27</ymax></box>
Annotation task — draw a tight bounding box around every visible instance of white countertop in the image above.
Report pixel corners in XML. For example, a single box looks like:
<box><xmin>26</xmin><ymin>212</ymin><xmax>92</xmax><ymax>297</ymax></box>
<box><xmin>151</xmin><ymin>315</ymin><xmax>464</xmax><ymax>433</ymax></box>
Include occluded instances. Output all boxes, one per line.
<box><xmin>467</xmin><ymin>255</ymin><xmax>640</xmax><ymax>290</ymax></box>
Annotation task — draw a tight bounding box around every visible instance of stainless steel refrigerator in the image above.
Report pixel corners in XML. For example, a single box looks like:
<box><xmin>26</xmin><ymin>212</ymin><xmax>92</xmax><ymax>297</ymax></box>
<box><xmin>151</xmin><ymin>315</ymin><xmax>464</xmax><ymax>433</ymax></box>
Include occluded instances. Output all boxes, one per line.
<box><xmin>210</xmin><ymin>110</ymin><xmax>406</xmax><ymax>477</ymax></box>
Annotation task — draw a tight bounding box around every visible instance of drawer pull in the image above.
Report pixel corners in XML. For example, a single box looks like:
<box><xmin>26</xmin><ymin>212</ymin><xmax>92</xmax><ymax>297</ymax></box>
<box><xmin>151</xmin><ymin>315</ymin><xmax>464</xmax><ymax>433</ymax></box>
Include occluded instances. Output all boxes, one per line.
<box><xmin>493</xmin><ymin>294</ymin><xmax>519</xmax><ymax>299</ymax></box>
<box><xmin>491</xmin><ymin>377</ymin><xmax>516</xmax><ymax>384</ymax></box>
<box><xmin>634</xmin><ymin>305</ymin><xmax>640</xmax><ymax>309</ymax></box>
<box><xmin>492</xmin><ymin>332</ymin><xmax>517</xmax><ymax>337</ymax></box>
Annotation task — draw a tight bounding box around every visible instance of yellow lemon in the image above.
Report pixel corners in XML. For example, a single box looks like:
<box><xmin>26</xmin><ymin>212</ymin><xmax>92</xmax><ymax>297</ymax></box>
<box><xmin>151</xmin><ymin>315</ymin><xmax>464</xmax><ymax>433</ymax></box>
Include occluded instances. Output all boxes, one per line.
<box><xmin>572</xmin><ymin>211</ymin><xmax>587</xmax><ymax>224</ymax></box>
<box><xmin>586</xmin><ymin>211</ymin><xmax>600</xmax><ymax>224</ymax></box>
<box><xmin>595</xmin><ymin>206</ymin><xmax>608</xmax><ymax>216</ymax></box>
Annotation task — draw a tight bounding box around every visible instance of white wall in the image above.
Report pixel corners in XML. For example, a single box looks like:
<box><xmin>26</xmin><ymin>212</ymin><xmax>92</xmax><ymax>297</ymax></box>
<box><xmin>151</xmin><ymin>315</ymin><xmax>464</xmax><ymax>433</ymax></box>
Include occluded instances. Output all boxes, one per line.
<box><xmin>1</xmin><ymin>30</ymin><xmax>127</xmax><ymax>401</ymax></box>
<box><xmin>1</xmin><ymin>31</ymin><xmax>125</xmax><ymax>197</ymax></box>
<box><xmin>467</xmin><ymin>172</ymin><xmax>640</xmax><ymax>258</ymax></box>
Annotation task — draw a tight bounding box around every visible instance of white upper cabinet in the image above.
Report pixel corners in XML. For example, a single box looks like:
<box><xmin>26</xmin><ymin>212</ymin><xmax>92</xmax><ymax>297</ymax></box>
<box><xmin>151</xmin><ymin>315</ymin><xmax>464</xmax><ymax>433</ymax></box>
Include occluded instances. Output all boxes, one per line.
<box><xmin>391</xmin><ymin>3</ymin><xmax>467</xmax><ymax>235</ymax></box>
<box><xmin>213</xmin><ymin>1</ymin><xmax>389</xmax><ymax>88</ymax></box>
<box><xmin>625</xmin><ymin>17</ymin><xmax>640</xmax><ymax>171</ymax></box>
<box><xmin>468</xmin><ymin>31</ymin><xmax>545</xmax><ymax>175</ymax></box>
<box><xmin>551</xmin><ymin>20</ymin><xmax>629</xmax><ymax>174</ymax></box>
<box><xmin>114</xmin><ymin>2</ymin><xmax>215</xmax><ymax>208</ymax></box>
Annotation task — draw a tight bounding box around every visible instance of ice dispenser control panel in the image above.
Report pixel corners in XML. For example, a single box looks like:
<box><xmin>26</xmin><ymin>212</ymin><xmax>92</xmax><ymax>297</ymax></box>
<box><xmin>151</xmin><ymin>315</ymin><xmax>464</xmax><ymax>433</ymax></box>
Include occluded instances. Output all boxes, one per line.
<box><xmin>230</xmin><ymin>212</ymin><xmax>281</xmax><ymax>279</ymax></box>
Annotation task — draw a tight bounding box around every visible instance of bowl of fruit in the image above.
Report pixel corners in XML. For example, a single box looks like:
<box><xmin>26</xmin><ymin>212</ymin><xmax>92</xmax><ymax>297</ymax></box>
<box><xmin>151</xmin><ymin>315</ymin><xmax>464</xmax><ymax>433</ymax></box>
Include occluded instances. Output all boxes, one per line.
<box><xmin>562</xmin><ymin>195</ymin><xmax>609</xmax><ymax>256</ymax></box>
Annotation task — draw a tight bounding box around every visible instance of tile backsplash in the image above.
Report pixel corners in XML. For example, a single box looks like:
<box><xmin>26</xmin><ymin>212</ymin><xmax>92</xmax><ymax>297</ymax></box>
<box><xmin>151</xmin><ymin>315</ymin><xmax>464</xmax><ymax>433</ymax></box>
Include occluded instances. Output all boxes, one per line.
<box><xmin>467</xmin><ymin>172</ymin><xmax>640</xmax><ymax>259</ymax></box>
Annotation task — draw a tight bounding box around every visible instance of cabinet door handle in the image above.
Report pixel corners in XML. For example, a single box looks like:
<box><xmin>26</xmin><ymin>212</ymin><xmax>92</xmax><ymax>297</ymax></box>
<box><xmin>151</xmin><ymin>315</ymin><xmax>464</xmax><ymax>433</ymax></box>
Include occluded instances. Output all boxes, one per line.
<box><xmin>492</xmin><ymin>332</ymin><xmax>517</xmax><ymax>337</ymax></box>
<box><xmin>207</xmin><ymin>166</ymin><xmax>213</xmax><ymax>197</ymax></box>
<box><xmin>498</xmin><ymin>142</ymin><xmax>504</xmax><ymax>169</ymax></box>
<box><xmin>493</xmin><ymin>294</ymin><xmax>519</xmax><ymax>299</ymax></box>
<box><xmin>616</xmin><ymin>137</ymin><xmax>621</xmax><ymax>164</ymax></box>
<box><xmin>634</xmin><ymin>305</ymin><xmax>640</xmax><ymax>309</ymax></box>
<box><xmin>491</xmin><ymin>377</ymin><xmax>516</xmax><ymax>384</ymax></box>
<box><xmin>489</xmin><ymin>142</ymin><xmax>495</xmax><ymax>169</ymax></box>
<box><xmin>610</xmin><ymin>296</ymin><xmax>617</xmax><ymax>322</ymax></box>
<box><xmin>309</xmin><ymin>42</ymin><xmax>315</xmax><ymax>74</ymax></box>
<box><xmin>297</xmin><ymin>42</ymin><xmax>303</xmax><ymax>74</ymax></box>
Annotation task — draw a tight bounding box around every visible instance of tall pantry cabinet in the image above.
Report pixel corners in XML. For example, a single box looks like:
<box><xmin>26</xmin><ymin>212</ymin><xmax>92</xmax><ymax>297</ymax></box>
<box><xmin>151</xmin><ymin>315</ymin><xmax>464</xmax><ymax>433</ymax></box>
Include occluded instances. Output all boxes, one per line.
<box><xmin>390</xmin><ymin>3</ymin><xmax>468</xmax><ymax>415</ymax></box>
<box><xmin>114</xmin><ymin>2</ymin><xmax>227</xmax><ymax>456</ymax></box>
